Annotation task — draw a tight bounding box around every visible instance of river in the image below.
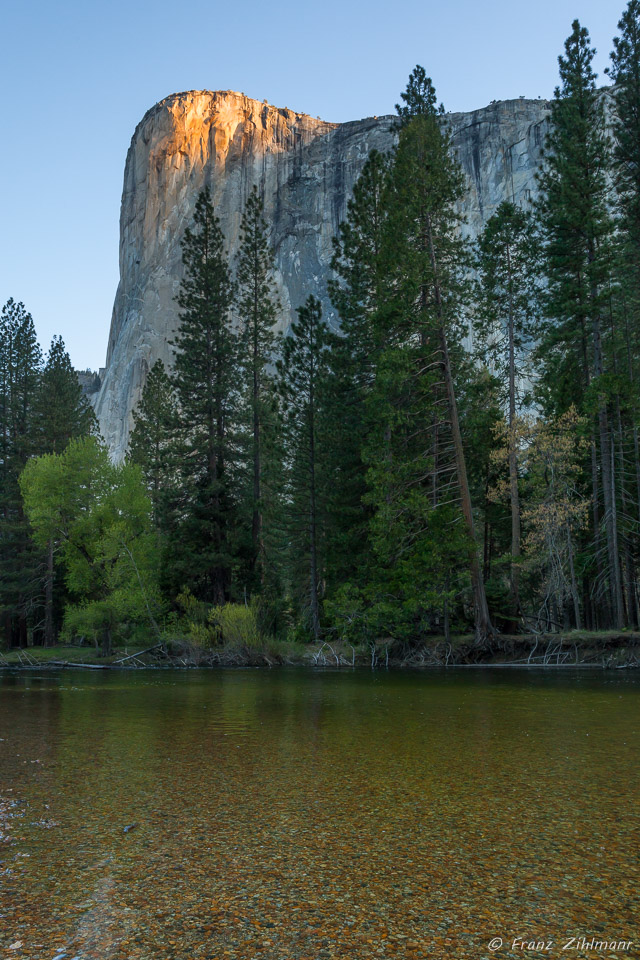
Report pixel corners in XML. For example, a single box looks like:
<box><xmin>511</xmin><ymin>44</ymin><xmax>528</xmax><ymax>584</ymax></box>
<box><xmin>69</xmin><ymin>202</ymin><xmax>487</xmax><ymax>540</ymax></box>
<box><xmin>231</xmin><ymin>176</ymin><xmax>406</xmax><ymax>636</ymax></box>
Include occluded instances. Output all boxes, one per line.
<box><xmin>0</xmin><ymin>668</ymin><xmax>638</xmax><ymax>959</ymax></box>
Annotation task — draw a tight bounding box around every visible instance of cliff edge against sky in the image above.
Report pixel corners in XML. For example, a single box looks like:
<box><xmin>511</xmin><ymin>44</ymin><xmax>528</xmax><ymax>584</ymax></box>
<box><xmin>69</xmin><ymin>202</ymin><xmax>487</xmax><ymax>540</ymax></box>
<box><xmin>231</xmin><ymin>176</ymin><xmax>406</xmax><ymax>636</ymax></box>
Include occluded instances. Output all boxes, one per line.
<box><xmin>94</xmin><ymin>90</ymin><xmax>551</xmax><ymax>459</ymax></box>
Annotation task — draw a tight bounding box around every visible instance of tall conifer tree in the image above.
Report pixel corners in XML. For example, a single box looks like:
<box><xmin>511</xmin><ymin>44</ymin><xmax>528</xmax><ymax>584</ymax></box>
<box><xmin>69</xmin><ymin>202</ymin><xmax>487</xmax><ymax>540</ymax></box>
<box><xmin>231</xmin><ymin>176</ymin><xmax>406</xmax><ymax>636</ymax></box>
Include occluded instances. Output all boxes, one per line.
<box><xmin>277</xmin><ymin>296</ymin><xmax>331</xmax><ymax>640</ymax></box>
<box><xmin>170</xmin><ymin>188</ymin><xmax>238</xmax><ymax>603</ymax></box>
<box><xmin>608</xmin><ymin>1</ymin><xmax>640</xmax><ymax>627</ymax></box>
<box><xmin>537</xmin><ymin>21</ymin><xmax>623</xmax><ymax>627</ymax></box>
<box><xmin>609</xmin><ymin>1</ymin><xmax>640</xmax><ymax>307</ymax></box>
<box><xmin>235</xmin><ymin>186</ymin><xmax>281</xmax><ymax>591</ymax></box>
<box><xmin>0</xmin><ymin>300</ymin><xmax>42</xmax><ymax>646</ymax></box>
<box><xmin>32</xmin><ymin>336</ymin><xmax>95</xmax><ymax>452</ymax></box>
<box><xmin>326</xmin><ymin>149</ymin><xmax>391</xmax><ymax>592</ymax></box>
<box><xmin>373</xmin><ymin>67</ymin><xmax>493</xmax><ymax>640</ymax></box>
<box><xmin>129</xmin><ymin>359</ymin><xmax>180</xmax><ymax>533</ymax></box>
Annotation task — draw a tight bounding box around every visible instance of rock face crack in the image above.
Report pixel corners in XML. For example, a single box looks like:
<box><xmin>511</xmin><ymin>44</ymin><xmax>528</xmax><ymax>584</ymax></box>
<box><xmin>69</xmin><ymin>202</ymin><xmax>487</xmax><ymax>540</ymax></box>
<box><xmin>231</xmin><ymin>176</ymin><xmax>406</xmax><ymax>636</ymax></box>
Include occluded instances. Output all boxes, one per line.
<box><xmin>94</xmin><ymin>89</ymin><xmax>551</xmax><ymax>461</ymax></box>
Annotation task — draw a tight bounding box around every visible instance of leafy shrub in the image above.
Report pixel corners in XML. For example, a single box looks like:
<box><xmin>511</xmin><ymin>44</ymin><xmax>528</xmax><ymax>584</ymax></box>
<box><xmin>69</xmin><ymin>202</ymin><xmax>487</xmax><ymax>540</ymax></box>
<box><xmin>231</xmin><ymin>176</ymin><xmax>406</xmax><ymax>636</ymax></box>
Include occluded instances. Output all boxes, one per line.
<box><xmin>208</xmin><ymin>602</ymin><xmax>261</xmax><ymax>649</ymax></box>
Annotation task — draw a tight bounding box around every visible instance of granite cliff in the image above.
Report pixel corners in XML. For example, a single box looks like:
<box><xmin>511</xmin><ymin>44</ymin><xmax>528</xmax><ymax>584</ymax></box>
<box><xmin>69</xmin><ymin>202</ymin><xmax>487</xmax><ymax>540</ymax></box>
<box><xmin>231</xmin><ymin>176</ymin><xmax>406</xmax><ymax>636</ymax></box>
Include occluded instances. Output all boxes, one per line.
<box><xmin>94</xmin><ymin>90</ymin><xmax>551</xmax><ymax>459</ymax></box>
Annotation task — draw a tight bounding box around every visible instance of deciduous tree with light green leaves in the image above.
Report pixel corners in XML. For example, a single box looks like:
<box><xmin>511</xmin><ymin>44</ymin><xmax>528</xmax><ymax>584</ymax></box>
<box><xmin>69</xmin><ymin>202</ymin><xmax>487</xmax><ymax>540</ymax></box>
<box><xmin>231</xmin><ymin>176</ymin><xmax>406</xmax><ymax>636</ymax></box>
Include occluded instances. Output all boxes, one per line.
<box><xmin>30</xmin><ymin>335</ymin><xmax>96</xmax><ymax>644</ymax></box>
<box><xmin>20</xmin><ymin>437</ymin><xmax>161</xmax><ymax>656</ymax></box>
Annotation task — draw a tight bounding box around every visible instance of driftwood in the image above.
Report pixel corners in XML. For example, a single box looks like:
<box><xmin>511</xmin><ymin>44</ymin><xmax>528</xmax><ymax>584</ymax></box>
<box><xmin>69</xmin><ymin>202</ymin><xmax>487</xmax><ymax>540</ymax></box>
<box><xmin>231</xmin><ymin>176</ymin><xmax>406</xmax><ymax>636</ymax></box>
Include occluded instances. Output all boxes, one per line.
<box><xmin>49</xmin><ymin>660</ymin><xmax>110</xmax><ymax>670</ymax></box>
<box><xmin>113</xmin><ymin>643</ymin><xmax>164</xmax><ymax>665</ymax></box>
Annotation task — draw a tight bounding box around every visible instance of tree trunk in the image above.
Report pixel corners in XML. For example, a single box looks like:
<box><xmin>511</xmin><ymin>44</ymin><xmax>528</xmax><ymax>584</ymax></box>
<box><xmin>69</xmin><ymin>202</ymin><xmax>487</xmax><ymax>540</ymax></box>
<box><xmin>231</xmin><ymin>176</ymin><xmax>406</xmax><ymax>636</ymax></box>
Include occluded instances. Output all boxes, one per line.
<box><xmin>483</xmin><ymin>480</ymin><xmax>491</xmax><ymax>585</ymax></box>
<box><xmin>506</xmin><ymin>246</ymin><xmax>521</xmax><ymax>613</ymax></box>
<box><xmin>44</xmin><ymin>539</ymin><xmax>54</xmax><ymax>646</ymax></box>
<box><xmin>589</xmin><ymin>263</ymin><xmax>625</xmax><ymax>628</ymax></box>
<box><xmin>308</xmin><ymin>355</ymin><xmax>320</xmax><ymax>642</ymax></box>
<box><xmin>424</xmin><ymin>212</ymin><xmax>493</xmax><ymax>640</ymax></box>
<box><xmin>615</xmin><ymin>397</ymin><xmax>638</xmax><ymax>629</ymax></box>
<box><xmin>566</xmin><ymin>527</ymin><xmax>582</xmax><ymax>629</ymax></box>
<box><xmin>596</xmin><ymin>402</ymin><xmax>624</xmax><ymax>627</ymax></box>
<box><xmin>443</xmin><ymin>582</ymin><xmax>450</xmax><ymax>647</ymax></box>
<box><xmin>252</xmin><ymin>343</ymin><xmax>263</xmax><ymax>586</ymax></box>
<box><xmin>589</xmin><ymin>436</ymin><xmax>606</xmax><ymax>630</ymax></box>
<box><xmin>439</xmin><ymin>325</ymin><xmax>493</xmax><ymax>640</ymax></box>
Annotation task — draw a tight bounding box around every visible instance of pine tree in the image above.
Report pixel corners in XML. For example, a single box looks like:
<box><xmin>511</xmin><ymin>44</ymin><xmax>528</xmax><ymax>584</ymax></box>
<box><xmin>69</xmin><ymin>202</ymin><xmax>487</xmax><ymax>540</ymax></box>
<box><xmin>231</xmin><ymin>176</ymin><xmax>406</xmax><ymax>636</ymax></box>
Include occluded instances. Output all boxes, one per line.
<box><xmin>170</xmin><ymin>188</ymin><xmax>238</xmax><ymax>604</ymax></box>
<box><xmin>235</xmin><ymin>185</ymin><xmax>282</xmax><ymax>592</ymax></box>
<box><xmin>29</xmin><ymin>335</ymin><xmax>95</xmax><ymax>644</ymax></box>
<box><xmin>536</xmin><ymin>21</ymin><xmax>623</xmax><ymax>627</ymax></box>
<box><xmin>0</xmin><ymin>300</ymin><xmax>42</xmax><ymax>646</ymax></box>
<box><xmin>372</xmin><ymin>67</ymin><xmax>493</xmax><ymax>640</ymax></box>
<box><xmin>607</xmin><ymin>1</ymin><xmax>640</xmax><ymax>628</ymax></box>
<box><xmin>277</xmin><ymin>296</ymin><xmax>331</xmax><ymax>640</ymax></box>
<box><xmin>475</xmin><ymin>202</ymin><xmax>540</xmax><ymax>613</ymax></box>
<box><xmin>31</xmin><ymin>336</ymin><xmax>95</xmax><ymax>453</ymax></box>
<box><xmin>395</xmin><ymin>64</ymin><xmax>442</xmax><ymax>124</ymax></box>
<box><xmin>325</xmin><ymin>149</ymin><xmax>391</xmax><ymax>592</ymax></box>
<box><xmin>129</xmin><ymin>359</ymin><xmax>180</xmax><ymax>532</ymax></box>
<box><xmin>609</xmin><ymin>1</ymin><xmax>640</xmax><ymax>304</ymax></box>
<box><xmin>458</xmin><ymin>365</ymin><xmax>510</xmax><ymax>623</ymax></box>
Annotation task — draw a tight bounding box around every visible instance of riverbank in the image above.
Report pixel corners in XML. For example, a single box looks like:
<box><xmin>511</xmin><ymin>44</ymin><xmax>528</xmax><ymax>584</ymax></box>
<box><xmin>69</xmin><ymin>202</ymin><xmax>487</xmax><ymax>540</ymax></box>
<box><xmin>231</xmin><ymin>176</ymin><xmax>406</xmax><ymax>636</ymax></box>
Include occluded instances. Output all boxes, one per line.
<box><xmin>2</xmin><ymin>631</ymin><xmax>639</xmax><ymax>670</ymax></box>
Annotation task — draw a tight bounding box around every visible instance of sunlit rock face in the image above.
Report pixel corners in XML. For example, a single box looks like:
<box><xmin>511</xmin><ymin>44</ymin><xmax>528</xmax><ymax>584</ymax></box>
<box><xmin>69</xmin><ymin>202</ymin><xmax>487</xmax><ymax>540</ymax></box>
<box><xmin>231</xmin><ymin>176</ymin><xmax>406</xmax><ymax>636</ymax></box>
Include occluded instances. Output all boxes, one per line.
<box><xmin>94</xmin><ymin>90</ymin><xmax>550</xmax><ymax>460</ymax></box>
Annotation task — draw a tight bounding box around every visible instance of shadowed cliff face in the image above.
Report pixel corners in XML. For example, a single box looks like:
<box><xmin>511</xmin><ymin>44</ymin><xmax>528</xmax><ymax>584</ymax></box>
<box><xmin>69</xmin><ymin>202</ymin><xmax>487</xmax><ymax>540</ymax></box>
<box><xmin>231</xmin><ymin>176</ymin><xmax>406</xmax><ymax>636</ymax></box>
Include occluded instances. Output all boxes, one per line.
<box><xmin>94</xmin><ymin>90</ymin><xmax>550</xmax><ymax>460</ymax></box>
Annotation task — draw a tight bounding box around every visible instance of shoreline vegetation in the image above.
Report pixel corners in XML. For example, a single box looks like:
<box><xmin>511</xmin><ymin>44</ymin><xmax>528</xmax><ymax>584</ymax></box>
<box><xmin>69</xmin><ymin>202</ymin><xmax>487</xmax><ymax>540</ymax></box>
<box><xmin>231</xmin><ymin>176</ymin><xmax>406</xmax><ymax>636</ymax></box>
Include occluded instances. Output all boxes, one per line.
<box><xmin>2</xmin><ymin>632</ymin><xmax>638</xmax><ymax>671</ymax></box>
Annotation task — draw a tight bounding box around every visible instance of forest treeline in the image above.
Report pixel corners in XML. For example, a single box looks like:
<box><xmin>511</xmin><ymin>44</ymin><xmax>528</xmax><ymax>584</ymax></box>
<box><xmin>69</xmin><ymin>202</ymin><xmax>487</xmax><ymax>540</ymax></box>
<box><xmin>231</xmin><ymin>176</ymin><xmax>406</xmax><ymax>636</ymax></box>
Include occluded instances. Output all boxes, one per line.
<box><xmin>2</xmin><ymin>6</ymin><xmax>640</xmax><ymax>654</ymax></box>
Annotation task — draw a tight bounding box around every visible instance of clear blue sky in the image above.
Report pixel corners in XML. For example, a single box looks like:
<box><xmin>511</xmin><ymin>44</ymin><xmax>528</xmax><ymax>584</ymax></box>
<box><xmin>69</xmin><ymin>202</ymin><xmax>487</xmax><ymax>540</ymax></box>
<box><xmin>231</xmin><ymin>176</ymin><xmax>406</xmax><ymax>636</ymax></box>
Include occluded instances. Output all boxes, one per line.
<box><xmin>0</xmin><ymin>0</ymin><xmax>621</xmax><ymax>370</ymax></box>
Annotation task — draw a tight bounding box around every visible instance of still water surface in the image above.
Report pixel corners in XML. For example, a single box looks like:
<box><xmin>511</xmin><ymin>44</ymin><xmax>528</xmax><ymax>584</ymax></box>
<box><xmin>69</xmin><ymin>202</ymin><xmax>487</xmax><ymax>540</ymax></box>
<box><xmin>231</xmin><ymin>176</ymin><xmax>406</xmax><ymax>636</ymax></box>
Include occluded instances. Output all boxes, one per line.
<box><xmin>0</xmin><ymin>668</ymin><xmax>638</xmax><ymax>959</ymax></box>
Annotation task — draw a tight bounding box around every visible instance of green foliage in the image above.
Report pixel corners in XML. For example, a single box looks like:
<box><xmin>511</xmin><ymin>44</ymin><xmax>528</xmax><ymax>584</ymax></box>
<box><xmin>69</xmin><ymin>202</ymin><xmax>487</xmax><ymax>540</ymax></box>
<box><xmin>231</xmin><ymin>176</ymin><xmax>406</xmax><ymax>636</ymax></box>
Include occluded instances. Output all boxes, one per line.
<box><xmin>535</xmin><ymin>20</ymin><xmax>613</xmax><ymax>416</ymax></box>
<box><xmin>609</xmin><ymin>1</ymin><xmax>640</xmax><ymax>300</ymax></box>
<box><xmin>169</xmin><ymin>187</ymin><xmax>239</xmax><ymax>604</ymax></box>
<box><xmin>31</xmin><ymin>336</ymin><xmax>96</xmax><ymax>452</ymax></box>
<box><xmin>0</xmin><ymin>312</ymin><xmax>97</xmax><ymax>647</ymax></box>
<box><xmin>209</xmin><ymin>602</ymin><xmax>262</xmax><ymax>649</ymax></box>
<box><xmin>129</xmin><ymin>358</ymin><xmax>180</xmax><ymax>528</ymax></box>
<box><xmin>173</xmin><ymin>589</ymin><xmax>264</xmax><ymax>651</ymax></box>
<box><xmin>474</xmin><ymin>201</ymin><xmax>540</xmax><ymax>397</ymax></box>
<box><xmin>534</xmin><ymin>19</ymin><xmax>633</xmax><ymax>631</ymax></box>
<box><xmin>358</xmin><ymin>81</ymin><xmax>480</xmax><ymax>636</ymax></box>
<box><xmin>474</xmin><ymin>202</ymin><xmax>541</xmax><ymax>617</ymax></box>
<box><xmin>31</xmin><ymin>335</ymin><xmax>96</xmax><ymax>643</ymax></box>
<box><xmin>321</xmin><ymin>67</ymin><xmax>494</xmax><ymax>642</ymax></box>
<box><xmin>395</xmin><ymin>64</ymin><xmax>443</xmax><ymax>124</ymax></box>
<box><xmin>0</xmin><ymin>299</ymin><xmax>42</xmax><ymax>645</ymax></box>
<box><xmin>277</xmin><ymin>296</ymin><xmax>331</xmax><ymax>639</ymax></box>
<box><xmin>20</xmin><ymin>437</ymin><xmax>161</xmax><ymax>653</ymax></box>
<box><xmin>325</xmin><ymin>150</ymin><xmax>391</xmax><ymax>591</ymax></box>
<box><xmin>234</xmin><ymin>186</ymin><xmax>284</xmax><ymax>600</ymax></box>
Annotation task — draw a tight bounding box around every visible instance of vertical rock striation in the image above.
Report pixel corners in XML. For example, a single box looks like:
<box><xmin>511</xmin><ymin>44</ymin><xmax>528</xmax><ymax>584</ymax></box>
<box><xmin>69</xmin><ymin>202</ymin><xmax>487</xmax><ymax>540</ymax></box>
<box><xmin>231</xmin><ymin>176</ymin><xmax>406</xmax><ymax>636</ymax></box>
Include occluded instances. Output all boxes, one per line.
<box><xmin>94</xmin><ymin>90</ymin><xmax>551</xmax><ymax>460</ymax></box>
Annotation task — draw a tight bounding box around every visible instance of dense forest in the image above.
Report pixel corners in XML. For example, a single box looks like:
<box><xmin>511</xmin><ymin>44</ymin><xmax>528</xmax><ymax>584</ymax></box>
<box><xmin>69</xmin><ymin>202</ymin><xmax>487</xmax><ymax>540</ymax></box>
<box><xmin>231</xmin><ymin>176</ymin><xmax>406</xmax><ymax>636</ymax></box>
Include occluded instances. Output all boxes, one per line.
<box><xmin>2</xmin><ymin>5</ymin><xmax>640</xmax><ymax>659</ymax></box>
